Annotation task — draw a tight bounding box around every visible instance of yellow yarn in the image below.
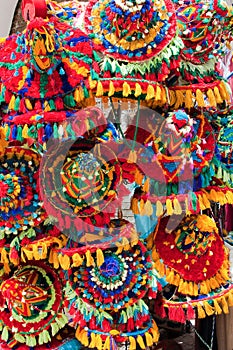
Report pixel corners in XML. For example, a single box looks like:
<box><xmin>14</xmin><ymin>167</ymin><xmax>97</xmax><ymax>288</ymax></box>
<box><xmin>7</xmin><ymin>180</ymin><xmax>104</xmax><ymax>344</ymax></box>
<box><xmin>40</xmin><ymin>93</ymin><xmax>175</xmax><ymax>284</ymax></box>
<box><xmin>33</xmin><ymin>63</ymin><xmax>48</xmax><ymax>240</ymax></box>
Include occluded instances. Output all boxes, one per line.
<box><xmin>184</xmin><ymin>89</ymin><xmax>194</xmax><ymax>109</ymax></box>
<box><xmin>213</xmin><ymin>86</ymin><xmax>223</xmax><ymax>104</ymax></box>
<box><xmin>206</xmin><ymin>89</ymin><xmax>216</xmax><ymax>107</ymax></box>
<box><xmin>195</xmin><ymin>89</ymin><xmax>205</xmax><ymax>107</ymax></box>
<box><xmin>58</xmin><ymin>254</ymin><xmax>70</xmax><ymax>270</ymax></box>
<box><xmin>166</xmin><ymin>198</ymin><xmax>173</xmax><ymax>216</ymax></box>
<box><xmin>108</xmin><ymin>81</ymin><xmax>115</xmax><ymax>97</ymax></box>
<box><xmin>96</xmin><ymin>248</ymin><xmax>105</xmax><ymax>267</ymax></box>
<box><xmin>155</xmin><ymin>85</ymin><xmax>162</xmax><ymax>101</ymax></box>
<box><xmin>146</xmin><ymin>85</ymin><xmax>155</xmax><ymax>100</ymax></box>
<box><xmin>173</xmin><ymin>198</ymin><xmax>182</xmax><ymax>215</ymax></box>
<box><xmin>145</xmin><ymin>332</ymin><xmax>153</xmax><ymax>347</ymax></box>
<box><xmin>72</xmin><ymin>253</ymin><xmax>83</xmax><ymax>267</ymax></box>
<box><xmin>213</xmin><ymin>298</ymin><xmax>222</xmax><ymax>314</ymax></box>
<box><xmin>156</xmin><ymin>200</ymin><xmax>164</xmax><ymax>217</ymax></box>
<box><xmin>137</xmin><ymin>335</ymin><xmax>146</xmax><ymax>349</ymax></box>
<box><xmin>203</xmin><ymin>301</ymin><xmax>214</xmax><ymax>316</ymax></box>
<box><xmin>96</xmin><ymin>81</ymin><xmax>104</xmax><ymax>97</ymax></box>
<box><xmin>123</xmin><ymin>82</ymin><xmax>131</xmax><ymax>97</ymax></box>
<box><xmin>174</xmin><ymin>90</ymin><xmax>184</xmax><ymax>109</ymax></box>
<box><xmin>25</xmin><ymin>98</ymin><xmax>33</xmax><ymax>110</ymax></box>
<box><xmin>129</xmin><ymin>336</ymin><xmax>136</xmax><ymax>350</ymax></box>
<box><xmin>86</xmin><ymin>250</ymin><xmax>94</xmax><ymax>267</ymax></box>
<box><xmin>197</xmin><ymin>304</ymin><xmax>206</xmax><ymax>319</ymax></box>
<box><xmin>134</xmin><ymin>83</ymin><xmax>142</xmax><ymax>97</ymax></box>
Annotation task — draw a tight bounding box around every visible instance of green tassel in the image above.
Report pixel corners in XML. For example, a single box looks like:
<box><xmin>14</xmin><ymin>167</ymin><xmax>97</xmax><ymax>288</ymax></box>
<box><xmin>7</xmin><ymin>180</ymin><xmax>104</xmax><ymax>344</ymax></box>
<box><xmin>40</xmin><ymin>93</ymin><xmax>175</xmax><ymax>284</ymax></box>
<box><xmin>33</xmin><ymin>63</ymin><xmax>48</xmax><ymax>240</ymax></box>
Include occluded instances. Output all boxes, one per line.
<box><xmin>39</xmin><ymin>332</ymin><xmax>44</xmax><ymax>345</ymax></box>
<box><xmin>14</xmin><ymin>96</ymin><xmax>21</xmax><ymax>111</ymax></box>
<box><xmin>1</xmin><ymin>326</ymin><xmax>9</xmax><ymax>341</ymax></box>
<box><xmin>216</xmin><ymin>166</ymin><xmax>222</xmax><ymax>179</ymax></box>
<box><xmin>17</xmin><ymin>126</ymin><xmax>23</xmax><ymax>142</ymax></box>
<box><xmin>93</xmin><ymin>51</ymin><xmax>101</xmax><ymax>62</ymax></box>
<box><xmin>91</xmin><ymin>69</ymin><xmax>99</xmax><ymax>80</ymax></box>
<box><xmin>42</xmin><ymin>330</ymin><xmax>51</xmax><ymax>344</ymax></box>
<box><xmin>55</xmin><ymin>313</ymin><xmax>68</xmax><ymax>328</ymax></box>
<box><xmin>66</xmin><ymin>123</ymin><xmax>76</xmax><ymax>140</ymax></box>
<box><xmin>83</xmin><ymin>85</ymin><xmax>89</xmax><ymax>98</ymax></box>
<box><xmin>51</xmin><ymin>322</ymin><xmax>59</xmax><ymax>336</ymax></box>
<box><xmin>64</xmin><ymin>94</ymin><xmax>76</xmax><ymax>108</ymax></box>
<box><xmin>28</xmin><ymin>125</ymin><xmax>37</xmax><ymax>138</ymax></box>
<box><xmin>53</xmin><ymin>123</ymin><xmax>59</xmax><ymax>139</ymax></box>
<box><xmin>49</xmin><ymin>99</ymin><xmax>56</xmax><ymax>111</ymax></box>
<box><xmin>5</xmin><ymin>125</ymin><xmax>11</xmax><ymax>141</ymax></box>
<box><xmin>26</xmin><ymin>335</ymin><xmax>37</xmax><ymax>347</ymax></box>
<box><xmin>0</xmin><ymin>86</ymin><xmax>6</xmax><ymax>103</ymax></box>
<box><xmin>14</xmin><ymin>333</ymin><xmax>26</xmax><ymax>343</ymax></box>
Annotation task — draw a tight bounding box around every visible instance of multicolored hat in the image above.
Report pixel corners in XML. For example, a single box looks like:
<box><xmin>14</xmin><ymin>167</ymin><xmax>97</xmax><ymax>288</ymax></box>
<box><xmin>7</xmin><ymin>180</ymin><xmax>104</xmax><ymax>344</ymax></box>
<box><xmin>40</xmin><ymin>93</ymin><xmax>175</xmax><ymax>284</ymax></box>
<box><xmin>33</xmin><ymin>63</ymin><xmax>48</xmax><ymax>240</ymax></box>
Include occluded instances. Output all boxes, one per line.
<box><xmin>0</xmin><ymin>261</ymin><xmax>67</xmax><ymax>348</ymax></box>
<box><xmin>175</xmin><ymin>0</ymin><xmax>232</xmax><ymax>67</ymax></box>
<box><xmin>39</xmin><ymin>116</ymin><xmax>130</xmax><ymax>238</ymax></box>
<box><xmin>0</xmin><ymin>146</ymin><xmax>46</xmax><ymax>239</ymax></box>
<box><xmin>64</xmin><ymin>240</ymin><xmax>159</xmax><ymax>349</ymax></box>
<box><xmin>0</xmin><ymin>15</ymin><xmax>99</xmax><ymax>115</ymax></box>
<box><xmin>84</xmin><ymin>0</ymin><xmax>183</xmax><ymax>102</ymax></box>
<box><xmin>152</xmin><ymin>214</ymin><xmax>230</xmax><ymax>297</ymax></box>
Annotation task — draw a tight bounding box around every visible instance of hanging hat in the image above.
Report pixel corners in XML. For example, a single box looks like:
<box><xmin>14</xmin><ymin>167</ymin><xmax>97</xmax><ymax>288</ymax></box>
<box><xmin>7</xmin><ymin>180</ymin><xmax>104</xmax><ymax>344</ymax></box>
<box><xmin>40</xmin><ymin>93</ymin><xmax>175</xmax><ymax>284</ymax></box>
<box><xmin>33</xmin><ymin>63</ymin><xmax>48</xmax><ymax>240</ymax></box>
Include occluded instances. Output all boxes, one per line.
<box><xmin>64</xmin><ymin>240</ymin><xmax>159</xmax><ymax>349</ymax></box>
<box><xmin>152</xmin><ymin>214</ymin><xmax>230</xmax><ymax>297</ymax></box>
<box><xmin>154</xmin><ymin>282</ymin><xmax>233</xmax><ymax>325</ymax></box>
<box><xmin>175</xmin><ymin>0</ymin><xmax>232</xmax><ymax>67</ymax></box>
<box><xmin>2</xmin><ymin>105</ymin><xmax>109</xmax><ymax>146</ymax></box>
<box><xmin>39</xmin><ymin>114</ymin><xmax>129</xmax><ymax>239</ymax></box>
<box><xmin>84</xmin><ymin>0</ymin><xmax>183</xmax><ymax>102</ymax></box>
<box><xmin>0</xmin><ymin>261</ymin><xmax>67</xmax><ymax>348</ymax></box>
<box><xmin>0</xmin><ymin>15</ymin><xmax>99</xmax><ymax>115</ymax></box>
<box><xmin>0</xmin><ymin>146</ymin><xmax>46</xmax><ymax>238</ymax></box>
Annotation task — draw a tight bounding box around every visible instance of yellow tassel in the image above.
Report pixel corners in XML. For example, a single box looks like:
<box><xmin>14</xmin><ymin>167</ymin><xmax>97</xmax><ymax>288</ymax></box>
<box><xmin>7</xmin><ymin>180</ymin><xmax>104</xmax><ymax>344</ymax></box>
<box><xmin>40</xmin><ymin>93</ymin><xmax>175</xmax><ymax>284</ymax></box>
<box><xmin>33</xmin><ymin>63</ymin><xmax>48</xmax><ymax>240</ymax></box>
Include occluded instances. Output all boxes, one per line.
<box><xmin>89</xmin><ymin>333</ymin><xmax>96</xmax><ymax>348</ymax></box>
<box><xmin>95</xmin><ymin>335</ymin><xmax>103</xmax><ymax>350</ymax></box>
<box><xmin>197</xmin><ymin>304</ymin><xmax>206</xmax><ymax>319</ymax></box>
<box><xmin>220</xmin><ymin>296</ymin><xmax>229</xmax><ymax>314</ymax></box>
<box><xmin>88</xmin><ymin>77</ymin><xmax>97</xmax><ymax>89</ymax></box>
<box><xmin>74</xmin><ymin>88</ymin><xmax>81</xmax><ymax>103</ymax></box>
<box><xmin>49</xmin><ymin>250</ymin><xmax>60</xmax><ymax>269</ymax></box>
<box><xmin>213</xmin><ymin>299</ymin><xmax>222</xmax><ymax>315</ymax></box>
<box><xmin>131</xmin><ymin>197</ymin><xmax>139</xmax><ymax>214</ymax></box>
<box><xmin>201</xmin><ymin>194</ymin><xmax>210</xmax><ymax>208</ymax></box>
<box><xmin>204</xmin><ymin>301</ymin><xmax>214</xmax><ymax>316</ymax></box>
<box><xmin>196</xmin><ymin>89</ymin><xmax>205</xmax><ymax>107</ymax></box>
<box><xmin>134</xmin><ymin>83</ymin><xmax>142</xmax><ymax>97</ymax></box>
<box><xmin>151</xmin><ymin>321</ymin><xmax>159</xmax><ymax>342</ymax></box>
<box><xmin>141</xmin><ymin>200</ymin><xmax>153</xmax><ymax>216</ymax></box>
<box><xmin>139</xmin><ymin>199</ymin><xmax>144</xmax><ymax>213</ymax></box>
<box><xmin>193</xmin><ymin>283</ymin><xmax>199</xmax><ymax>297</ymax></box>
<box><xmin>128</xmin><ymin>150</ymin><xmax>137</xmax><ymax>163</ymax></box>
<box><xmin>137</xmin><ymin>335</ymin><xmax>146</xmax><ymax>349</ymax></box>
<box><xmin>80</xmin><ymin>330</ymin><xmax>89</xmax><ymax>347</ymax></box>
<box><xmin>156</xmin><ymin>200</ymin><xmax>164</xmax><ymax>216</ymax></box>
<box><xmin>96</xmin><ymin>248</ymin><xmax>104</xmax><ymax>267</ymax></box>
<box><xmin>135</xmin><ymin>169</ymin><xmax>144</xmax><ymax>185</ymax></box>
<box><xmin>86</xmin><ymin>250</ymin><xmax>94</xmax><ymax>267</ymax></box>
<box><xmin>22</xmin><ymin>124</ymin><xmax>29</xmax><ymax>138</ymax></box>
<box><xmin>72</xmin><ymin>253</ymin><xmax>83</xmax><ymax>267</ymax></box>
<box><xmin>21</xmin><ymin>247</ymin><xmax>34</xmax><ymax>261</ymax></box>
<box><xmin>103</xmin><ymin>336</ymin><xmax>110</xmax><ymax>350</ymax></box>
<box><xmin>155</xmin><ymin>85</ymin><xmax>162</xmax><ymax>101</ymax></box>
<box><xmin>184</xmin><ymin>89</ymin><xmax>194</xmax><ymax>109</ymax></box>
<box><xmin>58</xmin><ymin>254</ymin><xmax>70</xmax><ymax>270</ymax></box>
<box><xmin>207</xmin><ymin>89</ymin><xmax>217</xmax><ymax>107</ymax></box>
<box><xmin>219</xmin><ymin>81</ymin><xmax>230</xmax><ymax>102</ymax></box>
<box><xmin>166</xmin><ymin>198</ymin><xmax>173</xmax><ymax>216</ymax></box>
<box><xmin>228</xmin><ymin>290</ymin><xmax>233</xmax><ymax>307</ymax></box>
<box><xmin>146</xmin><ymin>85</ymin><xmax>155</xmax><ymax>101</ymax></box>
<box><xmin>209</xmin><ymin>277</ymin><xmax>219</xmax><ymax>290</ymax></box>
<box><xmin>108</xmin><ymin>81</ymin><xmax>115</xmax><ymax>97</ymax></box>
<box><xmin>142</xmin><ymin>178</ymin><xmax>150</xmax><ymax>193</ymax></box>
<box><xmin>9</xmin><ymin>95</ymin><xmax>16</xmax><ymax>110</ymax></box>
<box><xmin>167</xmin><ymin>269</ymin><xmax>177</xmax><ymax>285</ymax></box>
<box><xmin>169</xmin><ymin>90</ymin><xmax>176</xmax><ymax>106</ymax></box>
<box><xmin>173</xmin><ymin>198</ymin><xmax>182</xmax><ymax>215</ymax></box>
<box><xmin>145</xmin><ymin>332</ymin><xmax>153</xmax><ymax>347</ymax></box>
<box><xmin>197</xmin><ymin>195</ymin><xmax>206</xmax><ymax>211</ymax></box>
<box><xmin>129</xmin><ymin>336</ymin><xmax>137</xmax><ymax>350</ymax></box>
<box><xmin>200</xmin><ymin>281</ymin><xmax>209</xmax><ymax>295</ymax></box>
<box><xmin>214</xmin><ymin>86</ymin><xmax>223</xmax><ymax>104</ymax></box>
<box><xmin>96</xmin><ymin>81</ymin><xmax>104</xmax><ymax>97</ymax></box>
<box><xmin>123</xmin><ymin>82</ymin><xmax>131</xmax><ymax>97</ymax></box>
<box><xmin>174</xmin><ymin>90</ymin><xmax>184</xmax><ymax>109</ymax></box>
<box><xmin>25</xmin><ymin>98</ymin><xmax>33</xmax><ymax>110</ymax></box>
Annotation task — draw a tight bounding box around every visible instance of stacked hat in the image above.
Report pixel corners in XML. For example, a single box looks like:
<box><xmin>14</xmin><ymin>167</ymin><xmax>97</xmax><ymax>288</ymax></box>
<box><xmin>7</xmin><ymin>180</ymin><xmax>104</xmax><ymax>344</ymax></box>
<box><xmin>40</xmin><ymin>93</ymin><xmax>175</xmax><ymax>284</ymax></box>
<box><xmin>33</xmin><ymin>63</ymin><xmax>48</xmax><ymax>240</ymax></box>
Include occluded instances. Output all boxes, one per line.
<box><xmin>84</xmin><ymin>0</ymin><xmax>183</xmax><ymax>104</ymax></box>
<box><xmin>63</xmin><ymin>239</ymin><xmax>159</xmax><ymax>350</ymax></box>
<box><xmin>150</xmin><ymin>214</ymin><xmax>233</xmax><ymax>322</ymax></box>
<box><xmin>0</xmin><ymin>261</ymin><xmax>67</xmax><ymax>348</ymax></box>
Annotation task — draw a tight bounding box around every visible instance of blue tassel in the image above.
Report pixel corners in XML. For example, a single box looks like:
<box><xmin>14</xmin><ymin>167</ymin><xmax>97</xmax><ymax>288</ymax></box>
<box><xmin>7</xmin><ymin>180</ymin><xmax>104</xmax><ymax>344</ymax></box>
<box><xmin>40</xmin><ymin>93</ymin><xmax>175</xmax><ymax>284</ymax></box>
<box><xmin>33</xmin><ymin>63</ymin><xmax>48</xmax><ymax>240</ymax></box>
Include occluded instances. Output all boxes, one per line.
<box><xmin>59</xmin><ymin>67</ymin><xmax>66</xmax><ymax>75</ymax></box>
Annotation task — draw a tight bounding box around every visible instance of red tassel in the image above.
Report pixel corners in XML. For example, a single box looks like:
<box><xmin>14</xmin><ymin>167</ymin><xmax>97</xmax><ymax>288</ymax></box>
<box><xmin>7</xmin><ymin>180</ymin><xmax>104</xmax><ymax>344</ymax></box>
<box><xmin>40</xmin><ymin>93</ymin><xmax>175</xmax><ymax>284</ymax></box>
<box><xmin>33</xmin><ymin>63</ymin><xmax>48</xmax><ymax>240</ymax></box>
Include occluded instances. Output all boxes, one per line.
<box><xmin>187</xmin><ymin>303</ymin><xmax>195</xmax><ymax>320</ymax></box>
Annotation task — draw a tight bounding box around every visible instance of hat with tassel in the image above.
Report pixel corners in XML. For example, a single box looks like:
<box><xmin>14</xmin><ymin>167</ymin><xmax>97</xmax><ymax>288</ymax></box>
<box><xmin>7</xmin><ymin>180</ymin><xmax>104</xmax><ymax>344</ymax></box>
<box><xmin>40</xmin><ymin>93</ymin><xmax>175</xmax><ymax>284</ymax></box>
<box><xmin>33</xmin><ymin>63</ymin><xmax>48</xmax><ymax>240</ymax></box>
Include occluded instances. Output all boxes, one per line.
<box><xmin>151</xmin><ymin>214</ymin><xmax>231</xmax><ymax>298</ymax></box>
<box><xmin>0</xmin><ymin>261</ymin><xmax>68</xmax><ymax>348</ymax></box>
<box><xmin>84</xmin><ymin>0</ymin><xmax>183</xmax><ymax>103</ymax></box>
<box><xmin>63</xmin><ymin>239</ymin><xmax>159</xmax><ymax>349</ymax></box>
<box><xmin>0</xmin><ymin>13</ymin><xmax>100</xmax><ymax>116</ymax></box>
<box><xmin>0</xmin><ymin>146</ymin><xmax>46</xmax><ymax>239</ymax></box>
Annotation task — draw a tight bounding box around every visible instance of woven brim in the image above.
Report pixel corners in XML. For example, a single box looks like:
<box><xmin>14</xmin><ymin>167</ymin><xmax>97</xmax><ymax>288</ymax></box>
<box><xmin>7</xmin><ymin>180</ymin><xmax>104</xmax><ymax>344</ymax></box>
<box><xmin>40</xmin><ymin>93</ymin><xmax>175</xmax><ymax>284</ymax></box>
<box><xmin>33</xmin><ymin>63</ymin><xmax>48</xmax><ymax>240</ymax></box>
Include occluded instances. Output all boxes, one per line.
<box><xmin>152</xmin><ymin>214</ymin><xmax>230</xmax><ymax>297</ymax></box>
<box><xmin>0</xmin><ymin>261</ymin><xmax>67</xmax><ymax>348</ymax></box>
